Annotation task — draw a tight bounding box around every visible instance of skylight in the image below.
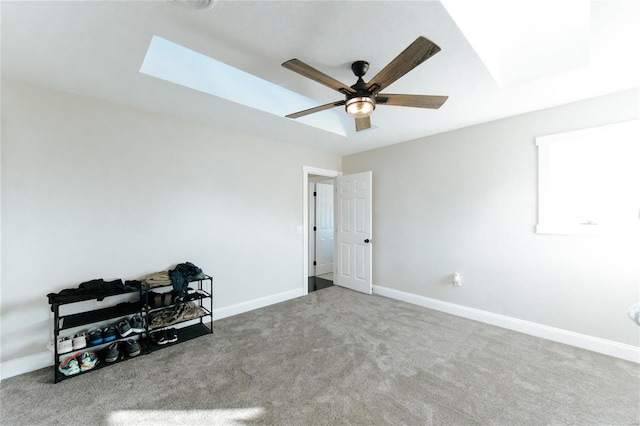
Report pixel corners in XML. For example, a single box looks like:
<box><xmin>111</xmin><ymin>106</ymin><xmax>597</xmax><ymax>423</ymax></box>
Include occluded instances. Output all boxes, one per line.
<box><xmin>442</xmin><ymin>0</ymin><xmax>590</xmax><ymax>88</ymax></box>
<box><xmin>140</xmin><ymin>35</ymin><xmax>356</xmax><ymax>136</ymax></box>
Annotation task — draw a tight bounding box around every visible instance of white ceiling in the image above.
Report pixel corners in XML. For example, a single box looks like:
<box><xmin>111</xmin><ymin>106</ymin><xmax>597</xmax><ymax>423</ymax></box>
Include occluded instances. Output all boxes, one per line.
<box><xmin>2</xmin><ymin>0</ymin><xmax>638</xmax><ymax>156</ymax></box>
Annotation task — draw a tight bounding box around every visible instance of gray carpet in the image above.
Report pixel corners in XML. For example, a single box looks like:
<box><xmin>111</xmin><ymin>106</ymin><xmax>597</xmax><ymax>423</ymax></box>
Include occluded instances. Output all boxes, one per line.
<box><xmin>1</xmin><ymin>286</ymin><xmax>639</xmax><ymax>425</ymax></box>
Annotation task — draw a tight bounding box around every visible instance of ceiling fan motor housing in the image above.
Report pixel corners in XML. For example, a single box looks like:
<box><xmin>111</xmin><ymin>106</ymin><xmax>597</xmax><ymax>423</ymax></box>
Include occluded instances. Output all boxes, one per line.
<box><xmin>351</xmin><ymin>60</ymin><xmax>369</xmax><ymax>78</ymax></box>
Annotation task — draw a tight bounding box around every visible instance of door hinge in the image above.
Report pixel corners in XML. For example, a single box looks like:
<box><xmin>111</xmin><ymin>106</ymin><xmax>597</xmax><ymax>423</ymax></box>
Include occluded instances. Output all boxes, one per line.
<box><xmin>313</xmin><ymin>261</ymin><xmax>317</xmax><ymax>266</ymax></box>
<box><xmin>313</xmin><ymin>191</ymin><xmax>317</xmax><ymax>197</ymax></box>
<box><xmin>313</xmin><ymin>226</ymin><xmax>317</xmax><ymax>231</ymax></box>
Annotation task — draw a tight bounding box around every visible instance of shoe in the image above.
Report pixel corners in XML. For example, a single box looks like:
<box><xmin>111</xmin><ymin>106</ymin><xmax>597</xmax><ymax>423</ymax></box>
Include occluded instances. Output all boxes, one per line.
<box><xmin>123</xmin><ymin>339</ymin><xmax>141</xmax><ymax>357</ymax></box>
<box><xmin>150</xmin><ymin>329</ymin><xmax>168</xmax><ymax>345</ymax></box>
<box><xmin>148</xmin><ymin>291</ymin><xmax>163</xmax><ymax>308</ymax></box>
<box><xmin>105</xmin><ymin>342</ymin><xmax>120</xmax><ymax>363</ymax></box>
<box><xmin>80</xmin><ymin>351</ymin><xmax>99</xmax><ymax>372</ymax></box>
<box><xmin>116</xmin><ymin>319</ymin><xmax>132</xmax><ymax>337</ymax></box>
<box><xmin>72</xmin><ymin>333</ymin><xmax>87</xmax><ymax>350</ymax></box>
<box><xmin>165</xmin><ymin>328</ymin><xmax>178</xmax><ymax>344</ymax></box>
<box><xmin>149</xmin><ymin>292</ymin><xmax>173</xmax><ymax>307</ymax></box>
<box><xmin>88</xmin><ymin>328</ymin><xmax>103</xmax><ymax>345</ymax></box>
<box><xmin>58</xmin><ymin>355</ymin><xmax>80</xmax><ymax>376</ymax></box>
<box><xmin>103</xmin><ymin>326</ymin><xmax>118</xmax><ymax>342</ymax></box>
<box><xmin>180</xmin><ymin>288</ymin><xmax>208</xmax><ymax>302</ymax></box>
<box><xmin>129</xmin><ymin>314</ymin><xmax>145</xmax><ymax>333</ymax></box>
<box><xmin>57</xmin><ymin>336</ymin><xmax>73</xmax><ymax>354</ymax></box>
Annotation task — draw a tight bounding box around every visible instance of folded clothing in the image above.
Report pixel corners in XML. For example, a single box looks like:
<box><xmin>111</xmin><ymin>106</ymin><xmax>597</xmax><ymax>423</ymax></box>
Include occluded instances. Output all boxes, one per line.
<box><xmin>148</xmin><ymin>302</ymin><xmax>207</xmax><ymax>329</ymax></box>
<box><xmin>48</xmin><ymin>279</ymin><xmax>128</xmax><ymax>306</ymax></box>
<box><xmin>142</xmin><ymin>271</ymin><xmax>172</xmax><ymax>289</ymax></box>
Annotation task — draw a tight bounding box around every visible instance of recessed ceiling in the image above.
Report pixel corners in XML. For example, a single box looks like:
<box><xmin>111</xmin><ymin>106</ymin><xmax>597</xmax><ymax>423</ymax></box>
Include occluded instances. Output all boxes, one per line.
<box><xmin>1</xmin><ymin>1</ymin><xmax>638</xmax><ymax>156</ymax></box>
<box><xmin>139</xmin><ymin>35</ymin><xmax>358</xmax><ymax>136</ymax></box>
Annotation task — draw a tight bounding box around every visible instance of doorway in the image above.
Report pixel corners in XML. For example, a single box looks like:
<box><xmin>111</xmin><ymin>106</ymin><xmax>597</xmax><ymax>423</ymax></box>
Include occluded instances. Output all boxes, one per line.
<box><xmin>309</xmin><ymin>176</ymin><xmax>335</xmax><ymax>292</ymax></box>
<box><xmin>302</xmin><ymin>166</ymin><xmax>373</xmax><ymax>295</ymax></box>
<box><xmin>302</xmin><ymin>166</ymin><xmax>340</xmax><ymax>294</ymax></box>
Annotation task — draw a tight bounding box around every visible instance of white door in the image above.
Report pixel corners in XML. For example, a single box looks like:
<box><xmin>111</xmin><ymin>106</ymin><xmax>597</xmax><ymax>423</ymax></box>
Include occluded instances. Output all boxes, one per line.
<box><xmin>315</xmin><ymin>181</ymin><xmax>334</xmax><ymax>275</ymax></box>
<box><xmin>335</xmin><ymin>171</ymin><xmax>372</xmax><ymax>294</ymax></box>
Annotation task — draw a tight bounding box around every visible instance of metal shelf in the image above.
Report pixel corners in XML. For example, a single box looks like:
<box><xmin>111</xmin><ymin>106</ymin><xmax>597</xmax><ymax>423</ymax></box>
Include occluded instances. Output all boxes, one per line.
<box><xmin>58</xmin><ymin>301</ymin><xmax>144</xmax><ymax>330</ymax></box>
<box><xmin>50</xmin><ymin>274</ymin><xmax>213</xmax><ymax>383</ymax></box>
<box><xmin>55</xmin><ymin>340</ymin><xmax>148</xmax><ymax>383</ymax></box>
<box><xmin>147</xmin><ymin>323</ymin><xmax>213</xmax><ymax>353</ymax></box>
<box><xmin>146</xmin><ymin>290</ymin><xmax>212</xmax><ymax>314</ymax></box>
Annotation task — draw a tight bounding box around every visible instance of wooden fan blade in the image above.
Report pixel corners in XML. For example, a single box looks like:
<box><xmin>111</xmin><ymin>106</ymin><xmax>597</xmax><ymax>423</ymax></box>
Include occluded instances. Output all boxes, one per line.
<box><xmin>283</xmin><ymin>59</ymin><xmax>356</xmax><ymax>95</ymax></box>
<box><xmin>376</xmin><ymin>94</ymin><xmax>448</xmax><ymax>109</ymax></box>
<box><xmin>365</xmin><ymin>37</ymin><xmax>441</xmax><ymax>94</ymax></box>
<box><xmin>286</xmin><ymin>100</ymin><xmax>346</xmax><ymax>119</ymax></box>
<box><xmin>355</xmin><ymin>116</ymin><xmax>371</xmax><ymax>132</ymax></box>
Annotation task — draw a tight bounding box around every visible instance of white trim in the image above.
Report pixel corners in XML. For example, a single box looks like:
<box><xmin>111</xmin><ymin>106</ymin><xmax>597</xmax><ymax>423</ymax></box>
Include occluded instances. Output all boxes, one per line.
<box><xmin>373</xmin><ymin>285</ymin><xmax>640</xmax><ymax>364</ymax></box>
<box><xmin>535</xmin><ymin>120</ymin><xmax>640</xmax><ymax>236</ymax></box>
<box><xmin>6</xmin><ymin>286</ymin><xmax>636</xmax><ymax>380</ymax></box>
<box><xmin>302</xmin><ymin>166</ymin><xmax>340</xmax><ymax>297</ymax></box>
<box><xmin>536</xmin><ymin>224</ymin><xmax>604</xmax><ymax>236</ymax></box>
<box><xmin>536</xmin><ymin>223</ymin><xmax>640</xmax><ymax>237</ymax></box>
<box><xmin>1</xmin><ymin>351</ymin><xmax>53</xmax><ymax>381</ymax></box>
<box><xmin>213</xmin><ymin>288</ymin><xmax>303</xmax><ymax>321</ymax></box>
<box><xmin>536</xmin><ymin>119</ymin><xmax>640</xmax><ymax>145</ymax></box>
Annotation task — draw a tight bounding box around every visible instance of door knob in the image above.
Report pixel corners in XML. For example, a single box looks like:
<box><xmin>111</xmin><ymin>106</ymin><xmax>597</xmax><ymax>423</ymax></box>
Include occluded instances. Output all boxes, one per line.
<box><xmin>364</xmin><ymin>239</ymin><xmax>370</xmax><ymax>243</ymax></box>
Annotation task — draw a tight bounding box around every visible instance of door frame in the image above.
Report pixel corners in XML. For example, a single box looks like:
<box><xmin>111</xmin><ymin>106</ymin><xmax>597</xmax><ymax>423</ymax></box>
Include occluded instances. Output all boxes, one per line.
<box><xmin>302</xmin><ymin>166</ymin><xmax>340</xmax><ymax>296</ymax></box>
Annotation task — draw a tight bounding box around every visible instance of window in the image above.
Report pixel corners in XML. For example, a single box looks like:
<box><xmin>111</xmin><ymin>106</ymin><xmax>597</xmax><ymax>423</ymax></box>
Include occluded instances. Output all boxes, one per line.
<box><xmin>536</xmin><ymin>120</ymin><xmax>640</xmax><ymax>235</ymax></box>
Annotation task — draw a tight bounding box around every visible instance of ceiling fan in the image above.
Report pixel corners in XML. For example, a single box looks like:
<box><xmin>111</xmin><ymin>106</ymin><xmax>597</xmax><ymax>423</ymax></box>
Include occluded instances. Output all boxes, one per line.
<box><xmin>282</xmin><ymin>36</ymin><xmax>448</xmax><ymax>132</ymax></box>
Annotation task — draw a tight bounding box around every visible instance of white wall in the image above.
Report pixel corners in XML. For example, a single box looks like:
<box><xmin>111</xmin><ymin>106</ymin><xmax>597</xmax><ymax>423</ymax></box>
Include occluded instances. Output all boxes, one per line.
<box><xmin>0</xmin><ymin>80</ymin><xmax>341</xmax><ymax>364</ymax></box>
<box><xmin>343</xmin><ymin>89</ymin><xmax>640</xmax><ymax>347</ymax></box>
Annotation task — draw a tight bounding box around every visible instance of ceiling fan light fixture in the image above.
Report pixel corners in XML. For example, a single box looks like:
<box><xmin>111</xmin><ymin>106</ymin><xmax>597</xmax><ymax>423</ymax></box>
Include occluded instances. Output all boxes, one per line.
<box><xmin>345</xmin><ymin>96</ymin><xmax>375</xmax><ymax>118</ymax></box>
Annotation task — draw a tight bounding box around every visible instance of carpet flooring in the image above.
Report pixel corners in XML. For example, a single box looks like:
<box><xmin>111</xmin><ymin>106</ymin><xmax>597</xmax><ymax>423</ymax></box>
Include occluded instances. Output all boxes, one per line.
<box><xmin>1</xmin><ymin>286</ymin><xmax>639</xmax><ymax>425</ymax></box>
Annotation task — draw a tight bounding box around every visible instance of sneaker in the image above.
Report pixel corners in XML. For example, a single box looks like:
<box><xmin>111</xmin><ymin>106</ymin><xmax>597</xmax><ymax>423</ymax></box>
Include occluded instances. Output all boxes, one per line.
<box><xmin>57</xmin><ymin>336</ymin><xmax>73</xmax><ymax>354</ymax></box>
<box><xmin>72</xmin><ymin>333</ymin><xmax>87</xmax><ymax>350</ymax></box>
<box><xmin>88</xmin><ymin>328</ymin><xmax>103</xmax><ymax>345</ymax></box>
<box><xmin>80</xmin><ymin>351</ymin><xmax>99</xmax><ymax>371</ymax></box>
<box><xmin>105</xmin><ymin>342</ymin><xmax>120</xmax><ymax>363</ymax></box>
<box><xmin>116</xmin><ymin>319</ymin><xmax>132</xmax><ymax>338</ymax></box>
<box><xmin>150</xmin><ymin>329</ymin><xmax>167</xmax><ymax>345</ymax></box>
<box><xmin>129</xmin><ymin>314</ymin><xmax>145</xmax><ymax>333</ymax></box>
<box><xmin>58</xmin><ymin>355</ymin><xmax>80</xmax><ymax>376</ymax></box>
<box><xmin>103</xmin><ymin>326</ymin><xmax>118</xmax><ymax>342</ymax></box>
<box><xmin>123</xmin><ymin>339</ymin><xmax>141</xmax><ymax>357</ymax></box>
<box><xmin>165</xmin><ymin>328</ymin><xmax>178</xmax><ymax>344</ymax></box>
<box><xmin>181</xmin><ymin>288</ymin><xmax>208</xmax><ymax>302</ymax></box>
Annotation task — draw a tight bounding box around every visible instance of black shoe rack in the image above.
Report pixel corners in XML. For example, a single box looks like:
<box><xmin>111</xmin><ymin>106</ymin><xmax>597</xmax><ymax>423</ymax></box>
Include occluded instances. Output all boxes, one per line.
<box><xmin>49</xmin><ymin>276</ymin><xmax>213</xmax><ymax>383</ymax></box>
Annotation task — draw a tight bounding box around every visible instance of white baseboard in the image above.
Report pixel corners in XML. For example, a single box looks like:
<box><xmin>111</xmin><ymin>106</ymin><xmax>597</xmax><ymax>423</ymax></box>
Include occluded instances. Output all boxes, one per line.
<box><xmin>1</xmin><ymin>288</ymin><xmax>305</xmax><ymax>381</ymax></box>
<box><xmin>6</xmin><ymin>285</ymin><xmax>634</xmax><ymax>380</ymax></box>
<box><xmin>373</xmin><ymin>285</ymin><xmax>640</xmax><ymax>364</ymax></box>
<box><xmin>1</xmin><ymin>351</ymin><xmax>52</xmax><ymax>381</ymax></box>
<box><xmin>213</xmin><ymin>288</ymin><xmax>304</xmax><ymax>321</ymax></box>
